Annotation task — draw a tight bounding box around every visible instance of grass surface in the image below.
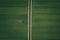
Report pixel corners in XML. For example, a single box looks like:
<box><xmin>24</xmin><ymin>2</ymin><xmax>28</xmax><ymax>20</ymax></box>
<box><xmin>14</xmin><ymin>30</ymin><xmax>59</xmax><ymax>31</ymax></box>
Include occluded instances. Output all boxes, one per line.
<box><xmin>0</xmin><ymin>0</ymin><xmax>28</xmax><ymax>40</ymax></box>
<box><xmin>0</xmin><ymin>0</ymin><xmax>60</xmax><ymax>40</ymax></box>
<box><xmin>32</xmin><ymin>0</ymin><xmax>60</xmax><ymax>40</ymax></box>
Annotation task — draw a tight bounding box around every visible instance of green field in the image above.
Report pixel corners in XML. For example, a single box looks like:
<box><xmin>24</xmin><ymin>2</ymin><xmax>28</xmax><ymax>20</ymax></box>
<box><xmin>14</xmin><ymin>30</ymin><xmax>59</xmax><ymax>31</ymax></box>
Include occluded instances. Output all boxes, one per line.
<box><xmin>32</xmin><ymin>0</ymin><xmax>60</xmax><ymax>40</ymax></box>
<box><xmin>0</xmin><ymin>0</ymin><xmax>28</xmax><ymax>40</ymax></box>
<box><xmin>0</xmin><ymin>0</ymin><xmax>60</xmax><ymax>40</ymax></box>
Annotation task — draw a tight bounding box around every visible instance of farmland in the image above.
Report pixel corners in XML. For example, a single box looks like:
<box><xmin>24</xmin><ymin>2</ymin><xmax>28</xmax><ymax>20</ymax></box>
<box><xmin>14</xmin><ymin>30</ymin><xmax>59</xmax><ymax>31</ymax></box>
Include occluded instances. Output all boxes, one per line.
<box><xmin>32</xmin><ymin>0</ymin><xmax>60</xmax><ymax>40</ymax></box>
<box><xmin>0</xmin><ymin>0</ymin><xmax>60</xmax><ymax>40</ymax></box>
<box><xmin>0</xmin><ymin>0</ymin><xmax>28</xmax><ymax>40</ymax></box>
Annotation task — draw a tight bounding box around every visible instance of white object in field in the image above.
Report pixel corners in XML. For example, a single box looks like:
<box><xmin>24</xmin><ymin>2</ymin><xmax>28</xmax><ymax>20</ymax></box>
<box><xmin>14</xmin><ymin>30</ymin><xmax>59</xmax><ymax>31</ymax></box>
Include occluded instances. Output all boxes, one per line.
<box><xmin>17</xmin><ymin>19</ymin><xmax>23</xmax><ymax>23</ymax></box>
